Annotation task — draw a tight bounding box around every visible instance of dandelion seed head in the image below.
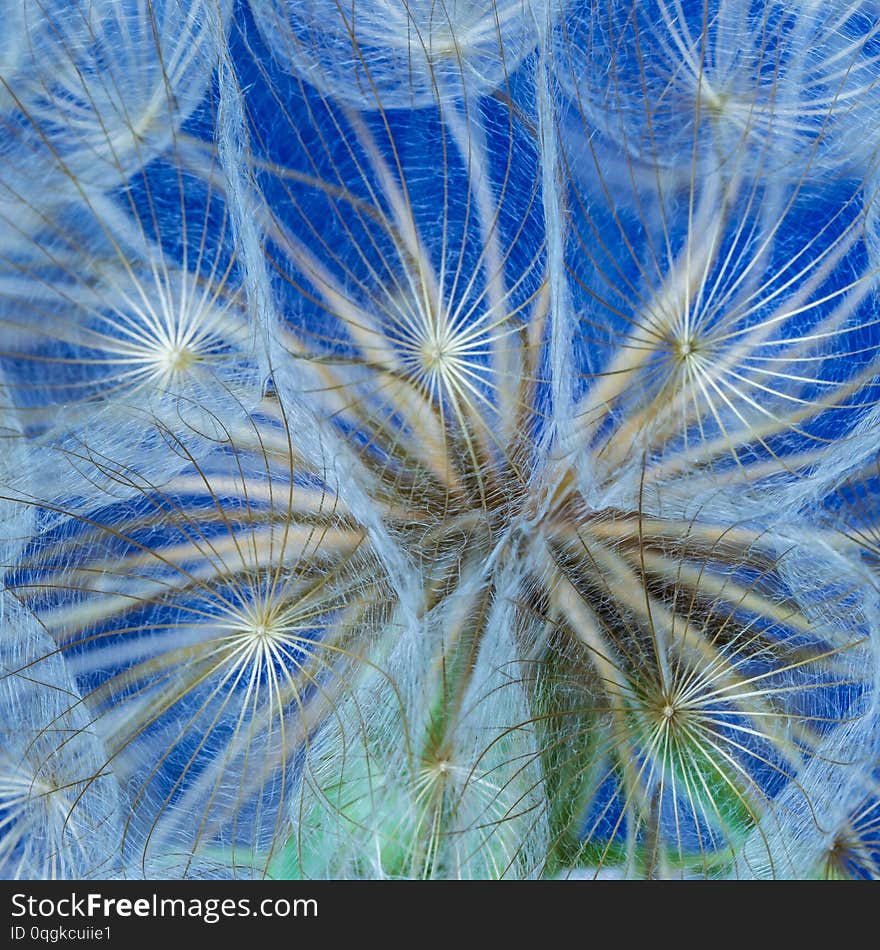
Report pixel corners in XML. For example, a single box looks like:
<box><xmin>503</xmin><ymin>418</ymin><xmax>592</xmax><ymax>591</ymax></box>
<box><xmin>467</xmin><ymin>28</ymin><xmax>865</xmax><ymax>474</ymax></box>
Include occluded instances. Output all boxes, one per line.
<box><xmin>2</xmin><ymin>0</ymin><xmax>231</xmax><ymax>185</ymax></box>
<box><xmin>4</xmin><ymin>399</ymin><xmax>400</xmax><ymax>876</ymax></box>
<box><xmin>819</xmin><ymin>781</ymin><xmax>880</xmax><ymax>879</ymax></box>
<box><xmin>0</xmin><ymin>189</ymin><xmax>259</xmax><ymax>437</ymax></box>
<box><xmin>557</xmin><ymin>0</ymin><xmax>880</xmax><ymax>182</ymax></box>
<box><xmin>250</xmin><ymin>0</ymin><xmax>548</xmax><ymax>109</ymax></box>
<box><xmin>0</xmin><ymin>595</ymin><xmax>122</xmax><ymax>879</ymax></box>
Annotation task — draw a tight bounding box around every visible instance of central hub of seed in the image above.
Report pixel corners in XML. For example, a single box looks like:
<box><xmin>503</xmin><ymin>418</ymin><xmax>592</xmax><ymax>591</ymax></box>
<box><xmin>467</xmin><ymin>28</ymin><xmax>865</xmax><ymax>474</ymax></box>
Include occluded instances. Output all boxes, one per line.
<box><xmin>159</xmin><ymin>343</ymin><xmax>197</xmax><ymax>374</ymax></box>
<box><xmin>241</xmin><ymin>618</ymin><xmax>282</xmax><ymax>643</ymax></box>
<box><xmin>420</xmin><ymin>337</ymin><xmax>452</xmax><ymax>372</ymax></box>
<box><xmin>421</xmin><ymin>339</ymin><xmax>445</xmax><ymax>364</ymax></box>
<box><xmin>675</xmin><ymin>337</ymin><xmax>697</xmax><ymax>360</ymax></box>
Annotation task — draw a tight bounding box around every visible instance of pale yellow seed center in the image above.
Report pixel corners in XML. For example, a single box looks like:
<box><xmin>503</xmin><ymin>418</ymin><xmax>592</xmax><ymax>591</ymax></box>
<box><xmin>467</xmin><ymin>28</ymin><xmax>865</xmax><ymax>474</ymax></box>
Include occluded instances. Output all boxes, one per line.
<box><xmin>160</xmin><ymin>344</ymin><xmax>197</xmax><ymax>373</ymax></box>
